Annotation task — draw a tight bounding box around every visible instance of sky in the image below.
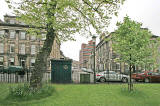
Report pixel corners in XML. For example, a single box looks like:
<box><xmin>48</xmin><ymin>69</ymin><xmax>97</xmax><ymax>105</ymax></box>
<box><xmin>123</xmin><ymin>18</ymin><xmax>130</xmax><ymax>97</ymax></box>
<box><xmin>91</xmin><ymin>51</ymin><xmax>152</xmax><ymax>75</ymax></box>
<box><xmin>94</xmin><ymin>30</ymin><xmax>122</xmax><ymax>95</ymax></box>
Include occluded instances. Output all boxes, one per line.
<box><xmin>0</xmin><ymin>0</ymin><xmax>160</xmax><ymax>61</ymax></box>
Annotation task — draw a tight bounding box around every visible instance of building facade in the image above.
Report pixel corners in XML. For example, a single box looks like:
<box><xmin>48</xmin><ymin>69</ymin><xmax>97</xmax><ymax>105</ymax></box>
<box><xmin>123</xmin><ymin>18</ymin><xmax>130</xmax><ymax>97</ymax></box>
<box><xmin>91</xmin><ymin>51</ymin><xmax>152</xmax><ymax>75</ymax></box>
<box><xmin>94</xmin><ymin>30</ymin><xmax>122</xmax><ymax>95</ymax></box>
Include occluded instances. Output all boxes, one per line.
<box><xmin>0</xmin><ymin>15</ymin><xmax>61</xmax><ymax>71</ymax></box>
<box><xmin>72</xmin><ymin>60</ymin><xmax>79</xmax><ymax>70</ymax></box>
<box><xmin>88</xmin><ymin>33</ymin><xmax>129</xmax><ymax>74</ymax></box>
<box><xmin>79</xmin><ymin>40</ymin><xmax>95</xmax><ymax>69</ymax></box>
<box><xmin>89</xmin><ymin>32</ymin><xmax>160</xmax><ymax>74</ymax></box>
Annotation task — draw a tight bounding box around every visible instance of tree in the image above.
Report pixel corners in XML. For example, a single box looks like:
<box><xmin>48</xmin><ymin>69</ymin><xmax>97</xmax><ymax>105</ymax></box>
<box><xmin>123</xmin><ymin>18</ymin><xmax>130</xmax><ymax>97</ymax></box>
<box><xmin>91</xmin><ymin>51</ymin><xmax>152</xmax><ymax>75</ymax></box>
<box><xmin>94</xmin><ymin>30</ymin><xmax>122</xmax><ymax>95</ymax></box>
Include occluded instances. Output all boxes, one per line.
<box><xmin>6</xmin><ymin>0</ymin><xmax>125</xmax><ymax>89</ymax></box>
<box><xmin>112</xmin><ymin>16</ymin><xmax>153</xmax><ymax>91</ymax></box>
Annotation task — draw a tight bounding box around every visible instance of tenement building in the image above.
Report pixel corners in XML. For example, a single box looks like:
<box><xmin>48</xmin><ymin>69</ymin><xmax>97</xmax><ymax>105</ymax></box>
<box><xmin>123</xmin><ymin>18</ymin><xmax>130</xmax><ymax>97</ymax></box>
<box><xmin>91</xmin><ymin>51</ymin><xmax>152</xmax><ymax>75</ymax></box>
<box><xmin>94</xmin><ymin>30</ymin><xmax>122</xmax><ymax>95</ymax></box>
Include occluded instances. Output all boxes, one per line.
<box><xmin>0</xmin><ymin>15</ymin><xmax>61</xmax><ymax>71</ymax></box>
<box><xmin>89</xmin><ymin>32</ymin><xmax>160</xmax><ymax>74</ymax></box>
<box><xmin>89</xmin><ymin>33</ymin><xmax>129</xmax><ymax>74</ymax></box>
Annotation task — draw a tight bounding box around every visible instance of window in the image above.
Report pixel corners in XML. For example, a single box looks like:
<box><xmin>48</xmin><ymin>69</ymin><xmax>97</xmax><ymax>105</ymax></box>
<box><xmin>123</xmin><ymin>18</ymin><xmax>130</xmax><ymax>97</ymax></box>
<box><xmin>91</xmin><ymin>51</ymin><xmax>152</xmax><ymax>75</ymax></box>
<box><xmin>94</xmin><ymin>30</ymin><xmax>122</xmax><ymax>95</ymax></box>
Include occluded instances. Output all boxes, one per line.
<box><xmin>83</xmin><ymin>51</ymin><xmax>91</xmax><ymax>53</ymax></box>
<box><xmin>19</xmin><ymin>44</ymin><xmax>25</xmax><ymax>54</ymax></box>
<box><xmin>104</xmin><ymin>71</ymin><xmax>107</xmax><ymax>74</ymax></box>
<box><xmin>0</xmin><ymin>43</ymin><xmax>4</xmax><ymax>53</ymax></box>
<box><xmin>48</xmin><ymin>60</ymin><xmax>51</xmax><ymax>67</ymax></box>
<box><xmin>30</xmin><ymin>35</ymin><xmax>36</xmax><ymax>40</ymax></box>
<box><xmin>124</xmin><ymin>64</ymin><xmax>129</xmax><ymax>70</ymax></box>
<box><xmin>112</xmin><ymin>62</ymin><xmax>117</xmax><ymax>71</ymax></box>
<box><xmin>0</xmin><ymin>57</ymin><xmax>3</xmax><ymax>66</ymax></box>
<box><xmin>41</xmin><ymin>33</ymin><xmax>46</xmax><ymax>40</ymax></box>
<box><xmin>109</xmin><ymin>71</ymin><xmax>116</xmax><ymax>74</ymax></box>
<box><xmin>116</xmin><ymin>63</ymin><xmax>120</xmax><ymax>70</ymax></box>
<box><xmin>112</xmin><ymin>52</ymin><xmax>117</xmax><ymax>59</ymax></box>
<box><xmin>0</xmin><ymin>30</ymin><xmax>4</xmax><ymax>38</ymax></box>
<box><xmin>10</xmin><ymin>19</ymin><xmax>15</xmax><ymax>24</ymax></box>
<box><xmin>30</xmin><ymin>58</ymin><xmax>35</xmax><ymax>67</ymax></box>
<box><xmin>20</xmin><ymin>22</ymin><xmax>25</xmax><ymax>25</ymax></box>
<box><xmin>10</xmin><ymin>58</ymin><xmax>14</xmax><ymax>65</ymax></box>
<box><xmin>20</xmin><ymin>32</ymin><xmax>26</xmax><ymax>39</ymax></box>
<box><xmin>10</xmin><ymin>30</ymin><xmax>15</xmax><ymax>39</ymax></box>
<box><xmin>20</xmin><ymin>58</ymin><xmax>26</xmax><ymax>67</ymax></box>
<box><xmin>31</xmin><ymin>45</ymin><xmax>36</xmax><ymax>55</ymax></box>
<box><xmin>10</xmin><ymin>44</ymin><xmax>15</xmax><ymax>53</ymax></box>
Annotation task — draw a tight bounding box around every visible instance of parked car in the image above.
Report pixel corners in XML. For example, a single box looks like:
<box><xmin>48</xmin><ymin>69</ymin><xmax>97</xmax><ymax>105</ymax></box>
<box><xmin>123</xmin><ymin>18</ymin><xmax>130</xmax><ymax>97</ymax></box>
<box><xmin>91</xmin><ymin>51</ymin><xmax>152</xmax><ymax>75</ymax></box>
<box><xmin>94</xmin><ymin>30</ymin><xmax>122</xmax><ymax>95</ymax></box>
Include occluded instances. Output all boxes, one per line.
<box><xmin>131</xmin><ymin>71</ymin><xmax>148</xmax><ymax>82</ymax></box>
<box><xmin>96</xmin><ymin>71</ymin><xmax>129</xmax><ymax>83</ymax></box>
<box><xmin>147</xmin><ymin>72</ymin><xmax>160</xmax><ymax>82</ymax></box>
<box><xmin>132</xmin><ymin>71</ymin><xmax>160</xmax><ymax>83</ymax></box>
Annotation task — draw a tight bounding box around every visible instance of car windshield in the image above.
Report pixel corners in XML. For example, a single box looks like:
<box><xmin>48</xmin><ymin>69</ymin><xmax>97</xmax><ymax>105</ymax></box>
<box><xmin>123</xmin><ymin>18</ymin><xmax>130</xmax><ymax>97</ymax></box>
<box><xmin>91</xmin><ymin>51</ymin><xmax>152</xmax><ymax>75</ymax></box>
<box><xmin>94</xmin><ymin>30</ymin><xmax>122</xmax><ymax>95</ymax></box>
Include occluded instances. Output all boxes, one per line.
<box><xmin>100</xmin><ymin>72</ymin><xmax>106</xmax><ymax>74</ymax></box>
<box><xmin>102</xmin><ymin>71</ymin><xmax>116</xmax><ymax>74</ymax></box>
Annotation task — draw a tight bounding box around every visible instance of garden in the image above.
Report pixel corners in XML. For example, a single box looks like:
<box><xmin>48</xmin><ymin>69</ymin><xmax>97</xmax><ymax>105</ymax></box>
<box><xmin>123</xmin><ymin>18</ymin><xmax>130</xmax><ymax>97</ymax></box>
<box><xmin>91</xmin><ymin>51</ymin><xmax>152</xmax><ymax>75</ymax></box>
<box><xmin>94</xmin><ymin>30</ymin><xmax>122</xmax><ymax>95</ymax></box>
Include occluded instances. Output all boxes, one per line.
<box><xmin>0</xmin><ymin>83</ymin><xmax>160</xmax><ymax>106</ymax></box>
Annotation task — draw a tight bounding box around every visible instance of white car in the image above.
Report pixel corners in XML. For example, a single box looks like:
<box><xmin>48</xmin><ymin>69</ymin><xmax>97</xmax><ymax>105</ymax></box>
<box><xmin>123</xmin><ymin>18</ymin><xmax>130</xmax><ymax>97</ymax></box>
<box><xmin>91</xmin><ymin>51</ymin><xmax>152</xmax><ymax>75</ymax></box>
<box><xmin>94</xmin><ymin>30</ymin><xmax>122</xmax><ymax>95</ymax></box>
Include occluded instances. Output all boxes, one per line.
<box><xmin>96</xmin><ymin>71</ymin><xmax>129</xmax><ymax>83</ymax></box>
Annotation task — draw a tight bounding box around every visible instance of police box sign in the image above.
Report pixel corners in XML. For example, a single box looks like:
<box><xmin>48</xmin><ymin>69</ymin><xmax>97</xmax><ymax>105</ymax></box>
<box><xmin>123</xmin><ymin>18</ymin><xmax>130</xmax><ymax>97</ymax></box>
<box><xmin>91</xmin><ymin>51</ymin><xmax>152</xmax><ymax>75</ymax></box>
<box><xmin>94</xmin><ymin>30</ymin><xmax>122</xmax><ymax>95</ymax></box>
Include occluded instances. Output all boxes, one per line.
<box><xmin>63</xmin><ymin>65</ymin><xmax>68</xmax><ymax>70</ymax></box>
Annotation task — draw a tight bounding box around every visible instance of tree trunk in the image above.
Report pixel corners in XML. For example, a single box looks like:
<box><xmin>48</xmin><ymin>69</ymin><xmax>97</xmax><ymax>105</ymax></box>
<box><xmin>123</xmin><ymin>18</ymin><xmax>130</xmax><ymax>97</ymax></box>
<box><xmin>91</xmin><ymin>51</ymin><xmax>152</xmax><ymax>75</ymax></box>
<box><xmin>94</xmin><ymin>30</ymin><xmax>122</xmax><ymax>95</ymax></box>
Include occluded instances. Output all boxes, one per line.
<box><xmin>128</xmin><ymin>64</ymin><xmax>133</xmax><ymax>91</ymax></box>
<box><xmin>30</xmin><ymin>0</ymin><xmax>57</xmax><ymax>89</ymax></box>
<box><xmin>128</xmin><ymin>54</ymin><xmax>133</xmax><ymax>91</ymax></box>
<box><xmin>30</xmin><ymin>28</ymin><xmax>56</xmax><ymax>89</ymax></box>
<box><xmin>133</xmin><ymin>65</ymin><xmax>135</xmax><ymax>73</ymax></box>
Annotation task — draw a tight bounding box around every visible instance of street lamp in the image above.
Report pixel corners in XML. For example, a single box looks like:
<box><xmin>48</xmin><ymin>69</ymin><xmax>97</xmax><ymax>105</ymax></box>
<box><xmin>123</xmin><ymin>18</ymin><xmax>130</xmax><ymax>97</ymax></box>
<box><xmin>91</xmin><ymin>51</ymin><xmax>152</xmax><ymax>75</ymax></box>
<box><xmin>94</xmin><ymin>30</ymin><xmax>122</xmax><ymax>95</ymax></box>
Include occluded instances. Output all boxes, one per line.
<box><xmin>92</xmin><ymin>35</ymin><xmax>96</xmax><ymax>83</ymax></box>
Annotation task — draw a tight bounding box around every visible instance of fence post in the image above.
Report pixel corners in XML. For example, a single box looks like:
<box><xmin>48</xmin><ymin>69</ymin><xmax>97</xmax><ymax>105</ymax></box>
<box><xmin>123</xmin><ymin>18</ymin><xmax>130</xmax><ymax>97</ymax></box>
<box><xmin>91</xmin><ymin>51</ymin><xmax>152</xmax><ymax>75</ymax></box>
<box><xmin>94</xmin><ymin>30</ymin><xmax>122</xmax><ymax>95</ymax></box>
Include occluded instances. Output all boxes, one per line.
<box><xmin>15</xmin><ymin>72</ymin><xmax>18</xmax><ymax>83</ymax></box>
<box><xmin>7</xmin><ymin>70</ymin><xmax>9</xmax><ymax>83</ymax></box>
<box><xmin>27</xmin><ymin>69</ymin><xmax>29</xmax><ymax>82</ymax></box>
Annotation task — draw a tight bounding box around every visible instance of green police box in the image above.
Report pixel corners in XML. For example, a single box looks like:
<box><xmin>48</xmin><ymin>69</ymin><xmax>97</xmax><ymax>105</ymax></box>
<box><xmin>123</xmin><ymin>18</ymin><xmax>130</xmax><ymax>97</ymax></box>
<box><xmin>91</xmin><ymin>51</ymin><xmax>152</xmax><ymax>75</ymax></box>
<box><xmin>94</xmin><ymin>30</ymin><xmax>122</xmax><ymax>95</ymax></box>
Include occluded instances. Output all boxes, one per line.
<box><xmin>51</xmin><ymin>59</ymin><xmax>72</xmax><ymax>83</ymax></box>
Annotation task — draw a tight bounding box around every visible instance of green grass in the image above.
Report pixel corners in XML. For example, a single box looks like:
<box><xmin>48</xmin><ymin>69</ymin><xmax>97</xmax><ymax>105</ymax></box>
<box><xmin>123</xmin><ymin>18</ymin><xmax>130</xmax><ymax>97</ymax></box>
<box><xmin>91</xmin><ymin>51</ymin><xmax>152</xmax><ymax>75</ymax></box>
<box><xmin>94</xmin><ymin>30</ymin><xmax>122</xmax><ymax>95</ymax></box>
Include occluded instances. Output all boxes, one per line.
<box><xmin>0</xmin><ymin>83</ymin><xmax>160</xmax><ymax>106</ymax></box>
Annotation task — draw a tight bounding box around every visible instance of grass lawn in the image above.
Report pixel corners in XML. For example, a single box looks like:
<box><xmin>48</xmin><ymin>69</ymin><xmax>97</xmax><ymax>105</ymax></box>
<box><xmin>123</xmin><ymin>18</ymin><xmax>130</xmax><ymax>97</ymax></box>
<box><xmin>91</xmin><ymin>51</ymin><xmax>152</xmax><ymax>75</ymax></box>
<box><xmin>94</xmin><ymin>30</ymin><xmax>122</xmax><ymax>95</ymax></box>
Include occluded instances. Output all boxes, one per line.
<box><xmin>0</xmin><ymin>83</ymin><xmax>160</xmax><ymax>106</ymax></box>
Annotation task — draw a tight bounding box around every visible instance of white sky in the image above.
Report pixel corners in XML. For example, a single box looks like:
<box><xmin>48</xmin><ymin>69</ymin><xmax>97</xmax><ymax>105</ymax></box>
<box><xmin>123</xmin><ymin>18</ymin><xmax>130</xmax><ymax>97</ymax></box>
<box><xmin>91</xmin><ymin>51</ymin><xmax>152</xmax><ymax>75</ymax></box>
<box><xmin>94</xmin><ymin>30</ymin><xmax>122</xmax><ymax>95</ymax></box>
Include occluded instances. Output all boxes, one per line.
<box><xmin>1</xmin><ymin>0</ymin><xmax>160</xmax><ymax>61</ymax></box>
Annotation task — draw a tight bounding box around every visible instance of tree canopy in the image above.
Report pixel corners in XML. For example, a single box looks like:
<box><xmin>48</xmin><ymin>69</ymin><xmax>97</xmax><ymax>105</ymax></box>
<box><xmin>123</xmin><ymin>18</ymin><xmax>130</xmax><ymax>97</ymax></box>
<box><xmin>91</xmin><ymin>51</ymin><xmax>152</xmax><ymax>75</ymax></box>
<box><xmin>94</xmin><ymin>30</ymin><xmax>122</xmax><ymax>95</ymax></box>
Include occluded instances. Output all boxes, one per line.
<box><xmin>112</xmin><ymin>16</ymin><xmax>153</xmax><ymax>67</ymax></box>
<box><xmin>6</xmin><ymin>0</ymin><xmax>125</xmax><ymax>41</ymax></box>
<box><xmin>111</xmin><ymin>16</ymin><xmax>158</xmax><ymax>91</ymax></box>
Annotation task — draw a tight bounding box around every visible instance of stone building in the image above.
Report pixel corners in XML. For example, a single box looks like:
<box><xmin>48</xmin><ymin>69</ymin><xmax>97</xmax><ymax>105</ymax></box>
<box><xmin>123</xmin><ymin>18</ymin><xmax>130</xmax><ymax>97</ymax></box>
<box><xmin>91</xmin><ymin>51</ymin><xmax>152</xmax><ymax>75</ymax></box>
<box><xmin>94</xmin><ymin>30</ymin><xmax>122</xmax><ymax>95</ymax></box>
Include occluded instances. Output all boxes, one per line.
<box><xmin>0</xmin><ymin>15</ymin><xmax>61</xmax><ymax>71</ymax></box>
<box><xmin>89</xmin><ymin>33</ymin><xmax>129</xmax><ymax>74</ymax></box>
<box><xmin>72</xmin><ymin>60</ymin><xmax>79</xmax><ymax>70</ymax></box>
<box><xmin>89</xmin><ymin>32</ymin><xmax>160</xmax><ymax>74</ymax></box>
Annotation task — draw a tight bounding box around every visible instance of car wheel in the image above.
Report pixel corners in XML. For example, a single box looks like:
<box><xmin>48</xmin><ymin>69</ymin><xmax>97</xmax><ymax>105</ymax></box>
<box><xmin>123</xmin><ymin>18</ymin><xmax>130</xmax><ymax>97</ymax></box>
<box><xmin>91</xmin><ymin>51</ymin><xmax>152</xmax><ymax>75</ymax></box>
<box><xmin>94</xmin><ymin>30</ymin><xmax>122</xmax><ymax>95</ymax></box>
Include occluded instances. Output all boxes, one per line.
<box><xmin>122</xmin><ymin>77</ymin><xmax>128</xmax><ymax>83</ymax></box>
<box><xmin>100</xmin><ymin>77</ymin><xmax>106</xmax><ymax>83</ymax></box>
<box><xmin>135</xmin><ymin>79</ymin><xmax>139</xmax><ymax>82</ymax></box>
<box><xmin>144</xmin><ymin>78</ymin><xmax>150</xmax><ymax>83</ymax></box>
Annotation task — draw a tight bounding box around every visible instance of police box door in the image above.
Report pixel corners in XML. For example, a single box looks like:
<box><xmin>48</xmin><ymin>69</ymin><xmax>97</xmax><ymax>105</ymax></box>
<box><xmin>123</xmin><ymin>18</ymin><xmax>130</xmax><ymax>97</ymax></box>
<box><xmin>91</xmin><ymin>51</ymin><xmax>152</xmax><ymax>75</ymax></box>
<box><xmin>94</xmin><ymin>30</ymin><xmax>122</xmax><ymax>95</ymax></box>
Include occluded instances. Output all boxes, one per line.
<box><xmin>51</xmin><ymin>59</ymin><xmax>72</xmax><ymax>83</ymax></box>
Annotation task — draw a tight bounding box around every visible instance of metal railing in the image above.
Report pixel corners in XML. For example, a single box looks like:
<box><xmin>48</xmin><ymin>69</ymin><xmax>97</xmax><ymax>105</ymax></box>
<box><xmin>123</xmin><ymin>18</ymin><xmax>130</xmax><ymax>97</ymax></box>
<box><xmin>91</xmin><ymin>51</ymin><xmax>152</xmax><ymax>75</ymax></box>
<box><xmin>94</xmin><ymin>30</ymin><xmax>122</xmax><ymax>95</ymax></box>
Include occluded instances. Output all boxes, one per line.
<box><xmin>0</xmin><ymin>72</ymin><xmax>51</xmax><ymax>83</ymax></box>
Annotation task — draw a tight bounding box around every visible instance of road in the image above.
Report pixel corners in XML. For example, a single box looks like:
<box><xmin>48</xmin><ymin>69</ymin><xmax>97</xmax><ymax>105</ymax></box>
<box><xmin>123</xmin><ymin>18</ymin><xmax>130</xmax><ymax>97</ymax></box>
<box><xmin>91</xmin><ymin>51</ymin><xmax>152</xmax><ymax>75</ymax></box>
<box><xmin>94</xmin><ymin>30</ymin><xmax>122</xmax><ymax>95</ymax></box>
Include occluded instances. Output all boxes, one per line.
<box><xmin>96</xmin><ymin>81</ymin><xmax>160</xmax><ymax>84</ymax></box>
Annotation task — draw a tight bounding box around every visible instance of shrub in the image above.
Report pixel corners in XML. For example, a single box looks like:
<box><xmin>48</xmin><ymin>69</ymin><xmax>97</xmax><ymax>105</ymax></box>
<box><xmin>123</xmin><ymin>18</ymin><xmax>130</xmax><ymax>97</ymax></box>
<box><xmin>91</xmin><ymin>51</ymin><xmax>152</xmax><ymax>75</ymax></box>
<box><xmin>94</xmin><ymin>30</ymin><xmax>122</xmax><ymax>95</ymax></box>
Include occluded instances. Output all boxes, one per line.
<box><xmin>8</xmin><ymin>84</ymin><xmax>55</xmax><ymax>100</ymax></box>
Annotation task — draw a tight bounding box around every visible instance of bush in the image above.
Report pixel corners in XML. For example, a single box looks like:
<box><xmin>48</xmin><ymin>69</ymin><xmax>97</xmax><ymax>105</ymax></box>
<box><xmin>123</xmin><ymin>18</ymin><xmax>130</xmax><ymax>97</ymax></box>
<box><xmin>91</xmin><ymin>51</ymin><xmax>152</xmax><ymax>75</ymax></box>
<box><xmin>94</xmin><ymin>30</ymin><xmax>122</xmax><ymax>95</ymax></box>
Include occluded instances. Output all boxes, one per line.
<box><xmin>8</xmin><ymin>84</ymin><xmax>55</xmax><ymax>100</ymax></box>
